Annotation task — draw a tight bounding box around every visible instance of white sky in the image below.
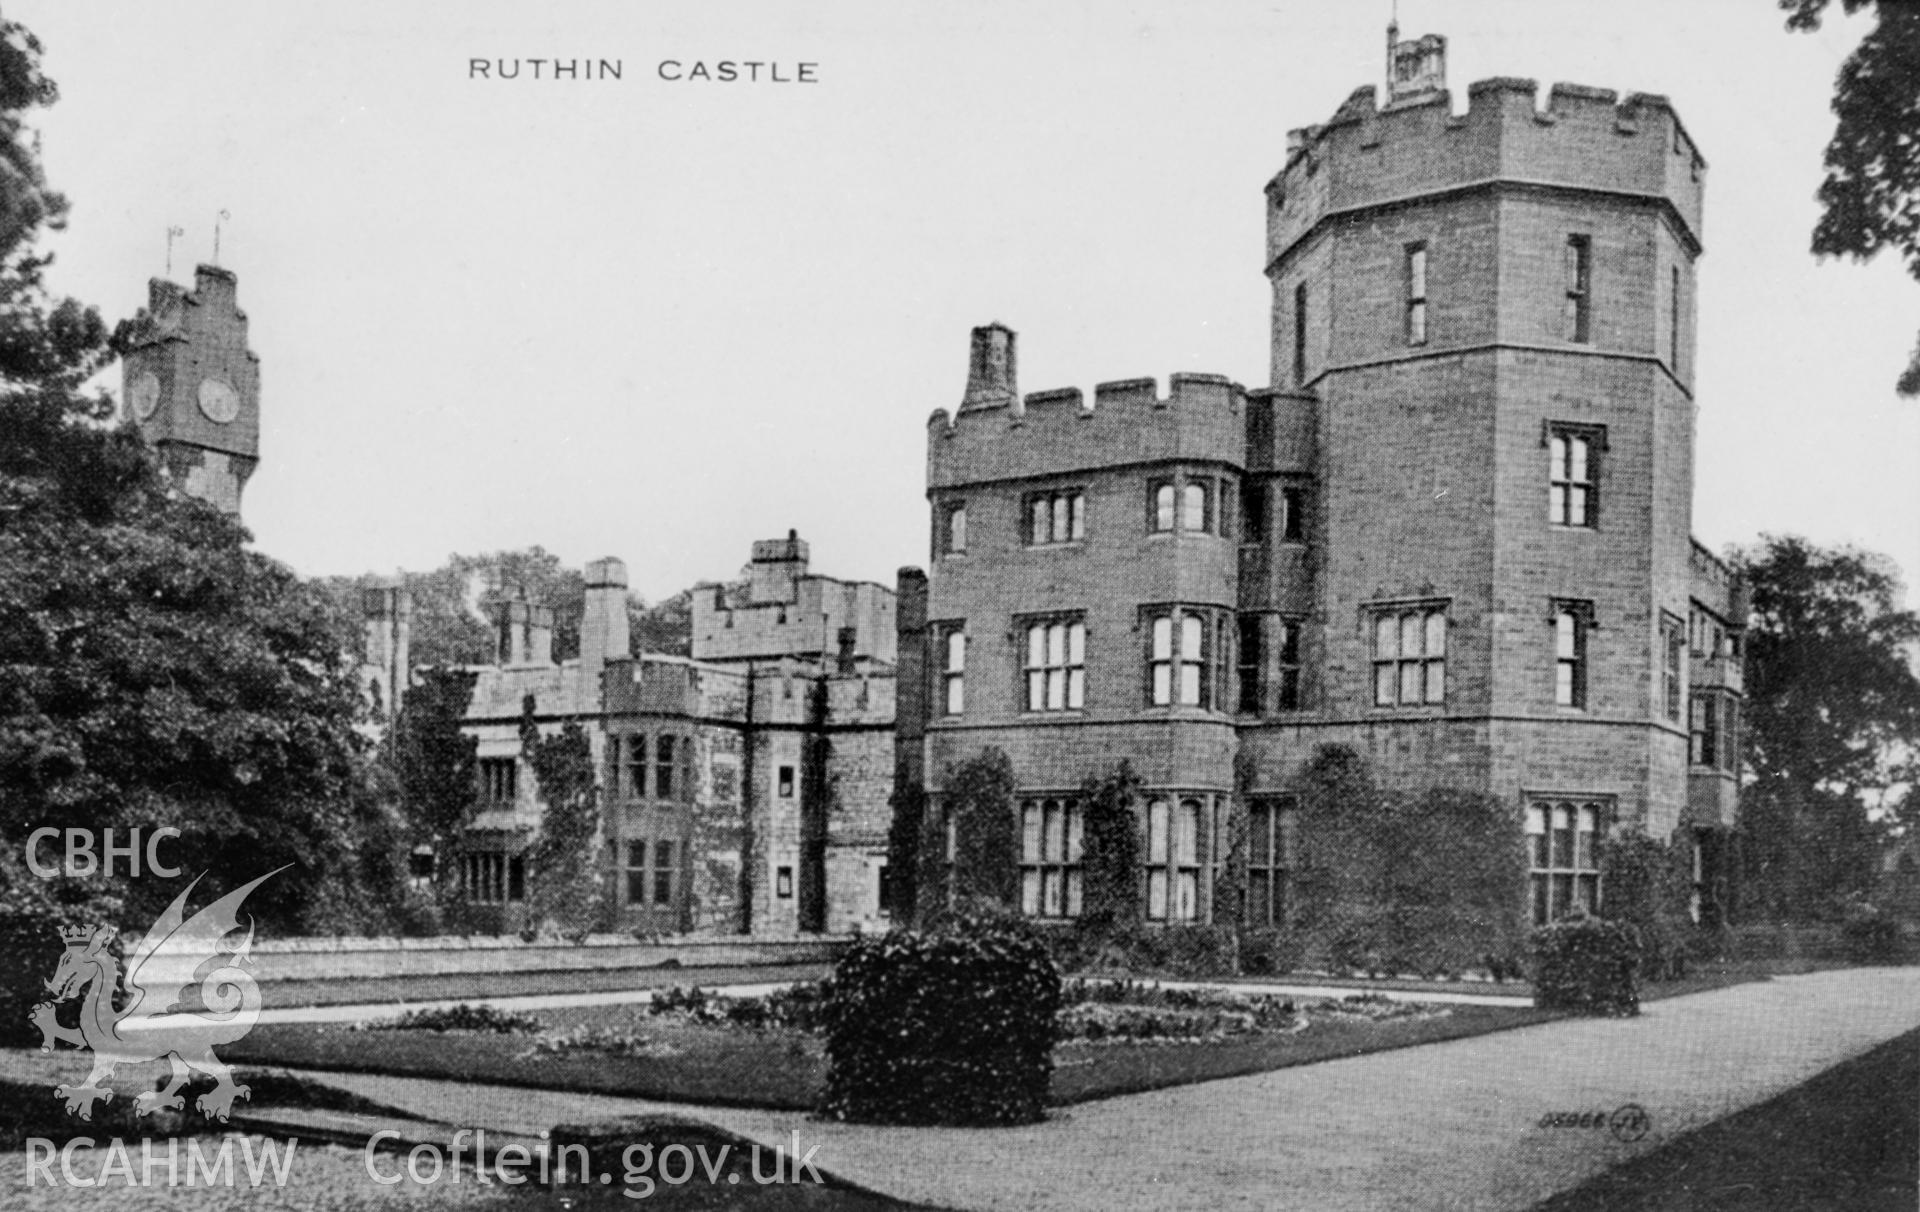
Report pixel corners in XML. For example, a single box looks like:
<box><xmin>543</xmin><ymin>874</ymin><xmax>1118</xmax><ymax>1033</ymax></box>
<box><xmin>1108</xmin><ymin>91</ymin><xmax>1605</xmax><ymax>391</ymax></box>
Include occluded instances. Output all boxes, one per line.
<box><xmin>11</xmin><ymin>0</ymin><xmax>1918</xmax><ymax>604</ymax></box>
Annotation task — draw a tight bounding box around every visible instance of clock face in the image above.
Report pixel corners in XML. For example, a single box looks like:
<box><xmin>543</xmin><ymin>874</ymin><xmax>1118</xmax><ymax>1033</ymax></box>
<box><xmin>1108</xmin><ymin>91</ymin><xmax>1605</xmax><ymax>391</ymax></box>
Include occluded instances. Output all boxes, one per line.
<box><xmin>130</xmin><ymin>373</ymin><xmax>160</xmax><ymax>421</ymax></box>
<box><xmin>197</xmin><ymin>377</ymin><xmax>240</xmax><ymax>424</ymax></box>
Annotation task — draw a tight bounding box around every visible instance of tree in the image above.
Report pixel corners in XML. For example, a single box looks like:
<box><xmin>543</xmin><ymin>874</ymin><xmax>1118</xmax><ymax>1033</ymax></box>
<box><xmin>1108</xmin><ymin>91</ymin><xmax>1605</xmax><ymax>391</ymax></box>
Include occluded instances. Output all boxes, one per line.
<box><xmin>1780</xmin><ymin>0</ymin><xmax>1920</xmax><ymax>395</ymax></box>
<box><xmin>390</xmin><ymin>667</ymin><xmax>478</xmax><ymax>891</ymax></box>
<box><xmin>1077</xmin><ymin>760</ymin><xmax>1142</xmax><ymax>929</ymax></box>
<box><xmin>0</xmin><ymin>15</ymin><xmax>375</xmax><ymax>934</ymax></box>
<box><xmin>518</xmin><ymin>697</ymin><xmax>605</xmax><ymax>939</ymax></box>
<box><xmin>943</xmin><ymin>748</ymin><xmax>1018</xmax><ymax>912</ymax></box>
<box><xmin>1734</xmin><ymin>535</ymin><xmax>1920</xmax><ymax>917</ymax></box>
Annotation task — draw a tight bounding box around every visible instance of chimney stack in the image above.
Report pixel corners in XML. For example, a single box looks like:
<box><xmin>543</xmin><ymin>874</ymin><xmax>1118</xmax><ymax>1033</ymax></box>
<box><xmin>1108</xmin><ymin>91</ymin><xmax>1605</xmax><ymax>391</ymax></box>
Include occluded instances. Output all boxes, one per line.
<box><xmin>580</xmin><ymin>557</ymin><xmax>631</xmax><ymax>692</ymax></box>
<box><xmin>960</xmin><ymin>322</ymin><xmax>1019</xmax><ymax>413</ymax></box>
<box><xmin>361</xmin><ymin>580</ymin><xmax>412</xmax><ymax>720</ymax></box>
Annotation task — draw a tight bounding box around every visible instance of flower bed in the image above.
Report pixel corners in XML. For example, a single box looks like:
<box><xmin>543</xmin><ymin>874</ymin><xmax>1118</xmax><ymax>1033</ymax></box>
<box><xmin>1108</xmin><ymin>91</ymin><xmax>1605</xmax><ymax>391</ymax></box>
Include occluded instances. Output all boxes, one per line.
<box><xmin>1058</xmin><ymin>981</ymin><xmax>1442</xmax><ymax>1044</ymax></box>
<box><xmin>616</xmin><ymin>978</ymin><xmax>1446</xmax><ymax>1049</ymax></box>
<box><xmin>351</xmin><ymin>1002</ymin><xmax>544</xmax><ymax>1034</ymax></box>
<box><xmin>647</xmin><ymin>981</ymin><xmax>833</xmax><ymax>1032</ymax></box>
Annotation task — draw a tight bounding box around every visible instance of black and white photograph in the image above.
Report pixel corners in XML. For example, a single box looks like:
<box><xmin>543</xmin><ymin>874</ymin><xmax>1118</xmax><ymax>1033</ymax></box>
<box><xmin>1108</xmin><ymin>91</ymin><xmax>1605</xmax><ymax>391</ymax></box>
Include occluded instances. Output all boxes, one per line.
<box><xmin>1</xmin><ymin>1</ymin><xmax>1917</xmax><ymax>1208</ymax></box>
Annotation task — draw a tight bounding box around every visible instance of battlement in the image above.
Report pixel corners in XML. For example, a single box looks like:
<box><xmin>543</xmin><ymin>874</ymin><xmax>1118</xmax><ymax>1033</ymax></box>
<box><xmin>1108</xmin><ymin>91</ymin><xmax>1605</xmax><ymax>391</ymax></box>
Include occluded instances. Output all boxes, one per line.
<box><xmin>929</xmin><ymin>328</ymin><xmax>1245</xmax><ymax>489</ymax></box>
<box><xmin>1269</xmin><ymin>73</ymin><xmax>1705</xmax><ymax>269</ymax></box>
<box><xmin>693</xmin><ymin>533</ymin><xmax>897</xmax><ymax>667</ymax></box>
<box><xmin>1690</xmin><ymin>538</ymin><xmax>1749</xmax><ymax>625</ymax></box>
<box><xmin>123</xmin><ymin>265</ymin><xmax>254</xmax><ymax>354</ymax></box>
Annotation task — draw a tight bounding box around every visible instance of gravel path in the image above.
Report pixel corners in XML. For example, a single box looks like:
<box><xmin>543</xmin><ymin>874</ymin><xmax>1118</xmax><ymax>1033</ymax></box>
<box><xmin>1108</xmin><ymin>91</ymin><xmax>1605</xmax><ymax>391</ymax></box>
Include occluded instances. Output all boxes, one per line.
<box><xmin>274</xmin><ymin>966</ymin><xmax>1920</xmax><ymax>1211</ymax></box>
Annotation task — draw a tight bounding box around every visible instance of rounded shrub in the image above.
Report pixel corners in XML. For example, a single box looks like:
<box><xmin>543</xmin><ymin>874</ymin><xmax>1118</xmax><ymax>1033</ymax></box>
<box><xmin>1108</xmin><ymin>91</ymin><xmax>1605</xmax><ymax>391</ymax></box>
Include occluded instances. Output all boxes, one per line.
<box><xmin>1841</xmin><ymin>906</ymin><xmax>1903</xmax><ymax>965</ymax></box>
<box><xmin>819</xmin><ymin>914</ymin><xmax>1061</xmax><ymax>1126</ymax></box>
<box><xmin>1531</xmin><ymin>916</ymin><xmax>1641</xmax><ymax>1016</ymax></box>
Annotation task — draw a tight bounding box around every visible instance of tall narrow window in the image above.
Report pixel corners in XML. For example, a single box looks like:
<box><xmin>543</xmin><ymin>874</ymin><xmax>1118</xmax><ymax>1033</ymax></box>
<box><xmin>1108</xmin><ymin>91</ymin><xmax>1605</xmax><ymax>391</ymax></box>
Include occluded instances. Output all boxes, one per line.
<box><xmin>943</xmin><ymin>503</ymin><xmax>967</xmax><ymax>555</ymax></box>
<box><xmin>1237</xmin><ymin>615</ymin><xmax>1263</xmax><ymax>714</ymax></box>
<box><xmin>1564</xmin><ymin>235</ymin><xmax>1592</xmax><ymax>343</ymax></box>
<box><xmin>1280</xmin><ymin>487</ymin><xmax>1307</xmax><ymax>542</ymax></box>
<box><xmin>1292</xmin><ymin>281</ymin><xmax>1308</xmax><ymax>385</ymax></box>
<box><xmin>1150</xmin><ymin>615</ymin><xmax>1174</xmax><ymax>705</ymax></box>
<box><xmin>1548</xmin><ymin>427</ymin><xmax>1596</xmax><ymax>527</ymax></box>
<box><xmin>777</xmin><ymin>764</ymin><xmax>795</xmax><ymax>798</ymax></box>
<box><xmin>1027</xmin><ymin>490</ymin><xmax>1085</xmax><ymax>546</ymax></box>
<box><xmin>1180</xmin><ymin>614</ymin><xmax>1206</xmax><ymax>706</ymax></box>
<box><xmin>1690</xmin><ymin>693</ymin><xmax>1721</xmax><ymax>767</ymax></box>
<box><xmin>1025</xmin><ymin>618</ymin><xmax>1085</xmax><ymax>711</ymax></box>
<box><xmin>1173</xmin><ymin>799</ymin><xmax>1201</xmax><ymax>921</ymax></box>
<box><xmin>622</xmin><ymin>735</ymin><xmax>646</xmax><ymax>800</ymax></box>
<box><xmin>1663</xmin><ymin>622</ymin><xmax>1685</xmax><ymax>723</ymax></box>
<box><xmin>1241</xmin><ymin>481</ymin><xmax>1268</xmax><ymax>544</ymax></box>
<box><xmin>942</xmin><ymin>627</ymin><xmax>966</xmax><ymax>716</ymax></box>
<box><xmin>1150</xmin><ymin>482</ymin><xmax>1176</xmax><ymax>533</ymax></box>
<box><xmin>653</xmin><ymin>840</ymin><xmax>675</xmax><ymax>906</ymax></box>
<box><xmin>1553</xmin><ymin>606</ymin><xmax>1588</xmax><ymax>708</ymax></box>
<box><xmin>1669</xmin><ymin>265</ymin><xmax>1681</xmax><ymax>370</ymax></box>
<box><xmin>1405</xmin><ymin>242</ymin><xmax>1428</xmax><ymax>345</ymax></box>
<box><xmin>1276</xmin><ymin>619</ymin><xmax>1302</xmax><ymax>711</ymax></box>
<box><xmin>1182</xmin><ymin>481</ymin><xmax>1210</xmax><ymax>533</ymax></box>
<box><xmin>1019</xmin><ymin>798</ymin><xmax>1083</xmax><ymax>918</ymax></box>
<box><xmin>654</xmin><ymin>735</ymin><xmax>676</xmax><ymax>801</ymax></box>
<box><xmin>1146</xmin><ymin>799</ymin><xmax>1201</xmax><ymax>921</ymax></box>
<box><xmin>1527</xmin><ymin>800</ymin><xmax>1605</xmax><ymax>925</ymax></box>
<box><xmin>625</xmin><ymin>840</ymin><xmax>648</xmax><ymax>904</ymax></box>
<box><xmin>1246</xmin><ymin>798</ymin><xmax>1296</xmax><ymax>927</ymax></box>
<box><xmin>1721</xmin><ymin>698</ymin><xmax>1739</xmax><ymax>773</ymax></box>
<box><xmin>1372</xmin><ymin>606</ymin><xmax>1446</xmax><ymax>706</ymax></box>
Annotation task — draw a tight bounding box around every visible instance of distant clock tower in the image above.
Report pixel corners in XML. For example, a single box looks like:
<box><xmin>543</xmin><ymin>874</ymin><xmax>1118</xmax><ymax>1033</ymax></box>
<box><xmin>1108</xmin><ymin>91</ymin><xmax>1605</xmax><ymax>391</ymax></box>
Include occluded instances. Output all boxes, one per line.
<box><xmin>121</xmin><ymin>263</ymin><xmax>260</xmax><ymax>515</ymax></box>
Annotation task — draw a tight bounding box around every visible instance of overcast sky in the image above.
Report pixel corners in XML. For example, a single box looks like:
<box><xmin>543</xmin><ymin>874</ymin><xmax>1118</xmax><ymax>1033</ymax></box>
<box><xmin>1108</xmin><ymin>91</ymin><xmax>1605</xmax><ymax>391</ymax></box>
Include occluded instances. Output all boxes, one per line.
<box><xmin>12</xmin><ymin>0</ymin><xmax>1917</xmax><ymax>604</ymax></box>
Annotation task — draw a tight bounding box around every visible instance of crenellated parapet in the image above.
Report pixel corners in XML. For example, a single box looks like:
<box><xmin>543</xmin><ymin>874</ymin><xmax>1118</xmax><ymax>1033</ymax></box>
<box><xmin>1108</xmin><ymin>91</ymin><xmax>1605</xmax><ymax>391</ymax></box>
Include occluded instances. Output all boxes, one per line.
<box><xmin>1689</xmin><ymin>538</ymin><xmax>1749</xmax><ymax>627</ymax></box>
<box><xmin>1268</xmin><ymin>75</ymin><xmax>1705</xmax><ymax>271</ymax></box>
<box><xmin>928</xmin><ymin>327</ymin><xmax>1246</xmax><ymax>489</ymax></box>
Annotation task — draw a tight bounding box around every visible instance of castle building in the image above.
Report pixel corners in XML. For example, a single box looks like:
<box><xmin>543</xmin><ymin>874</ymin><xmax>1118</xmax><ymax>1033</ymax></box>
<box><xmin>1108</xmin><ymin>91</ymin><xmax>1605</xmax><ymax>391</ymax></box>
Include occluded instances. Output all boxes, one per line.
<box><xmin>899</xmin><ymin>30</ymin><xmax>1745</xmax><ymax>929</ymax></box>
<box><xmin>121</xmin><ymin>264</ymin><xmax>260</xmax><ymax>515</ymax></box>
<box><xmin>387</xmin><ymin>540</ymin><xmax>898</xmax><ymax>936</ymax></box>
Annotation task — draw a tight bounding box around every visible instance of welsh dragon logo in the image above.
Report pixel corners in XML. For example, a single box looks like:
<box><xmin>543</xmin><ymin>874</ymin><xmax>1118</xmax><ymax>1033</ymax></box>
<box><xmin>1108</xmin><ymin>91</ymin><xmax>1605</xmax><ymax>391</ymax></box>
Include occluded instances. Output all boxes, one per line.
<box><xmin>31</xmin><ymin>867</ymin><xmax>286</xmax><ymax>1122</ymax></box>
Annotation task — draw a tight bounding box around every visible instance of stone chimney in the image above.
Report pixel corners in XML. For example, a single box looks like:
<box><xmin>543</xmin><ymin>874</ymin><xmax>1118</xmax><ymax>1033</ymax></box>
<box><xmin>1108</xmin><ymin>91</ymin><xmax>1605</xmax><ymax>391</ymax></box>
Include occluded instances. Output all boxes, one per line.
<box><xmin>493</xmin><ymin>598</ymin><xmax>532</xmax><ymax>665</ymax></box>
<box><xmin>1385</xmin><ymin>22</ymin><xmax>1446</xmax><ymax>104</ymax></box>
<box><xmin>526</xmin><ymin>604</ymin><xmax>554</xmax><ymax>665</ymax></box>
<box><xmin>361</xmin><ymin>580</ymin><xmax>412</xmax><ymax>720</ymax></box>
<box><xmin>960</xmin><ymin>322</ymin><xmax>1019</xmax><ymax>413</ymax></box>
<box><xmin>580</xmin><ymin>557</ymin><xmax>631</xmax><ymax>686</ymax></box>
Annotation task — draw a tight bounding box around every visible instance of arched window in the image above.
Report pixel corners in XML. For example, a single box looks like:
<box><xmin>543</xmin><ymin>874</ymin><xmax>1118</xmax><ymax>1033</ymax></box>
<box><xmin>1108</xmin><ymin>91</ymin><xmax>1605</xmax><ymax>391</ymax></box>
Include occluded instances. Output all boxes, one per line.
<box><xmin>1152</xmin><ymin>482</ymin><xmax>1176</xmax><ymax>532</ymax></box>
<box><xmin>1182</xmin><ymin>482</ymin><xmax>1209</xmax><ymax>532</ymax></box>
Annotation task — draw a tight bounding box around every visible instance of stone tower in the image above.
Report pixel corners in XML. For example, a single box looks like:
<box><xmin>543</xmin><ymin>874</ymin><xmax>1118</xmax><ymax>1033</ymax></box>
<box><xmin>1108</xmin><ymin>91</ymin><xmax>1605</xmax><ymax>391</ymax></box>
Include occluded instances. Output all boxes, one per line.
<box><xmin>1258</xmin><ymin>27</ymin><xmax>1711</xmax><ymax>842</ymax></box>
<box><xmin>121</xmin><ymin>264</ymin><xmax>260</xmax><ymax>515</ymax></box>
<box><xmin>900</xmin><ymin>28</ymin><xmax>1741</xmax><ymax>932</ymax></box>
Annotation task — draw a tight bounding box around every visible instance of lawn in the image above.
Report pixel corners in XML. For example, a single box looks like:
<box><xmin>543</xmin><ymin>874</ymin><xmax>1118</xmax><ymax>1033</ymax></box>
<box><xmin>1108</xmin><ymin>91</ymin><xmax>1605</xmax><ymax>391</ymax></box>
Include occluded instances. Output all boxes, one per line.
<box><xmin>227</xmin><ymin>984</ymin><xmax>1559</xmax><ymax>1111</ymax></box>
<box><xmin>1532</xmin><ymin>1025</ymin><xmax>1919</xmax><ymax>1210</ymax></box>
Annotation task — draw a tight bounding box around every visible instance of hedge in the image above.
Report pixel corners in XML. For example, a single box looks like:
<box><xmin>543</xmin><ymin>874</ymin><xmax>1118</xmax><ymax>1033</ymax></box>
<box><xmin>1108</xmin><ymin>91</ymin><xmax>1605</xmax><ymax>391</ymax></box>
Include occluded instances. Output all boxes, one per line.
<box><xmin>819</xmin><ymin>915</ymin><xmax>1060</xmax><ymax>1126</ymax></box>
<box><xmin>1532</xmin><ymin>916</ymin><xmax>1640</xmax><ymax>1016</ymax></box>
